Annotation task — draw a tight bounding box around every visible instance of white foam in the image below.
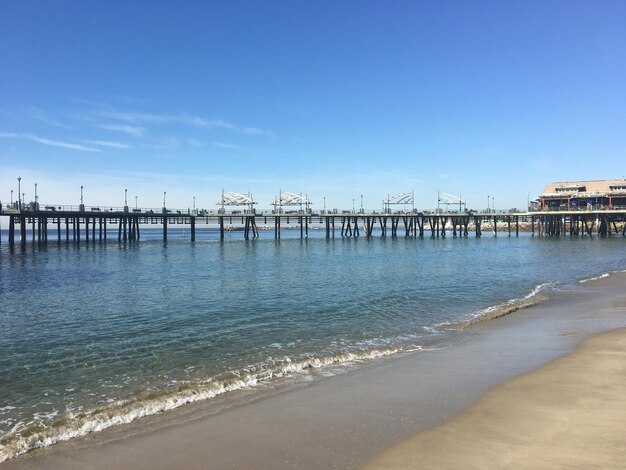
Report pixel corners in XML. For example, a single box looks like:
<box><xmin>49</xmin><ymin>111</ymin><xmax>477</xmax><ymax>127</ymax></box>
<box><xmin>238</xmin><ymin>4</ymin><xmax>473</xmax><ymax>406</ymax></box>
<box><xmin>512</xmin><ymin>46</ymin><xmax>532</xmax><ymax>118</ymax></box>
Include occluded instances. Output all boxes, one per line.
<box><xmin>0</xmin><ymin>344</ymin><xmax>424</xmax><ymax>463</ymax></box>
<box><xmin>436</xmin><ymin>282</ymin><xmax>556</xmax><ymax>329</ymax></box>
<box><xmin>579</xmin><ymin>273</ymin><xmax>610</xmax><ymax>283</ymax></box>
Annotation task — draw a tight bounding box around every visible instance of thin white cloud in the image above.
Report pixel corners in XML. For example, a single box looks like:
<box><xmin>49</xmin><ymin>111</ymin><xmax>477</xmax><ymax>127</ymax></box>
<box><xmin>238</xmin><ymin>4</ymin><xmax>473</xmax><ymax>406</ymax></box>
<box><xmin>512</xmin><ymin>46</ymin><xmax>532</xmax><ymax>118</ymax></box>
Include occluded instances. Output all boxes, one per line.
<box><xmin>242</xmin><ymin>126</ymin><xmax>274</xmax><ymax>137</ymax></box>
<box><xmin>27</xmin><ymin>135</ymin><xmax>100</xmax><ymax>152</ymax></box>
<box><xmin>102</xmin><ymin>110</ymin><xmax>236</xmax><ymax>130</ymax></box>
<box><xmin>80</xmin><ymin>139</ymin><xmax>129</xmax><ymax>149</ymax></box>
<box><xmin>212</xmin><ymin>142</ymin><xmax>252</xmax><ymax>151</ymax></box>
<box><xmin>0</xmin><ymin>131</ymin><xmax>100</xmax><ymax>152</ymax></box>
<box><xmin>0</xmin><ymin>131</ymin><xmax>20</xmax><ymax>139</ymax></box>
<box><xmin>26</xmin><ymin>106</ymin><xmax>74</xmax><ymax>129</ymax></box>
<box><xmin>187</xmin><ymin>138</ymin><xmax>205</xmax><ymax>148</ymax></box>
<box><xmin>96</xmin><ymin>107</ymin><xmax>273</xmax><ymax>137</ymax></box>
<box><xmin>97</xmin><ymin>124</ymin><xmax>144</xmax><ymax>136</ymax></box>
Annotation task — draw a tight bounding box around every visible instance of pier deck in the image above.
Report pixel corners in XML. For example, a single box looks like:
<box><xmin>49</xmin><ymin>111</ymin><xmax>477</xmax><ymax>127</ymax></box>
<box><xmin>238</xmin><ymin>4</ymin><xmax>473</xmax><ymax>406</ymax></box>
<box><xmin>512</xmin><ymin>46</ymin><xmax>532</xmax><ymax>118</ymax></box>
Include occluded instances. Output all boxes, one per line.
<box><xmin>1</xmin><ymin>207</ymin><xmax>625</xmax><ymax>247</ymax></box>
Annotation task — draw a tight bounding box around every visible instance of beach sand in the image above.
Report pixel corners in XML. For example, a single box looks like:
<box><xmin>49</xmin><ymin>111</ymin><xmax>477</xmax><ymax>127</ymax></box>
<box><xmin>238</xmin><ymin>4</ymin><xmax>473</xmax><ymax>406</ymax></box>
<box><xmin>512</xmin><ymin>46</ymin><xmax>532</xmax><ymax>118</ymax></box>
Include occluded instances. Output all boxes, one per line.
<box><xmin>364</xmin><ymin>328</ymin><xmax>626</xmax><ymax>470</ymax></box>
<box><xmin>3</xmin><ymin>274</ymin><xmax>626</xmax><ymax>469</ymax></box>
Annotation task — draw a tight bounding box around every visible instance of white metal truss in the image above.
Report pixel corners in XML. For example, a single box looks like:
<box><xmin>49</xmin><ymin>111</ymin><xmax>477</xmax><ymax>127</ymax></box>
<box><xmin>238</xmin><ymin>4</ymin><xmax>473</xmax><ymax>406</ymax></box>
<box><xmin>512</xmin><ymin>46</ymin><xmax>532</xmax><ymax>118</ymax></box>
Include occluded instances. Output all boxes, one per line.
<box><xmin>437</xmin><ymin>191</ymin><xmax>466</xmax><ymax>212</ymax></box>
<box><xmin>271</xmin><ymin>191</ymin><xmax>312</xmax><ymax>214</ymax></box>
<box><xmin>271</xmin><ymin>192</ymin><xmax>311</xmax><ymax>206</ymax></box>
<box><xmin>216</xmin><ymin>191</ymin><xmax>256</xmax><ymax>212</ymax></box>
<box><xmin>382</xmin><ymin>191</ymin><xmax>415</xmax><ymax>213</ymax></box>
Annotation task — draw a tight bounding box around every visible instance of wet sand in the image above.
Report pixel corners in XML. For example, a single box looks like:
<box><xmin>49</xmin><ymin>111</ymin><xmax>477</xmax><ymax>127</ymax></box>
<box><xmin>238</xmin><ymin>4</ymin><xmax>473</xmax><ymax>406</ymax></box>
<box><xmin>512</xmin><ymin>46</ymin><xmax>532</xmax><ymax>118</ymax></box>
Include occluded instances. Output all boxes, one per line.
<box><xmin>3</xmin><ymin>274</ymin><xmax>626</xmax><ymax>469</ymax></box>
<box><xmin>364</xmin><ymin>328</ymin><xmax>626</xmax><ymax>469</ymax></box>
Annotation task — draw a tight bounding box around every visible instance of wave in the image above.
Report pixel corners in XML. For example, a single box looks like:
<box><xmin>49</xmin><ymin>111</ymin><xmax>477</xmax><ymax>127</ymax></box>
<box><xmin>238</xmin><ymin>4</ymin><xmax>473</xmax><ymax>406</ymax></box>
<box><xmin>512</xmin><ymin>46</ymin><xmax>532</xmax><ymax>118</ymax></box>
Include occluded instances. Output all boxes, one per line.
<box><xmin>0</xmin><ymin>344</ymin><xmax>422</xmax><ymax>463</ymax></box>
<box><xmin>579</xmin><ymin>273</ymin><xmax>610</xmax><ymax>284</ymax></box>
<box><xmin>436</xmin><ymin>282</ymin><xmax>556</xmax><ymax>330</ymax></box>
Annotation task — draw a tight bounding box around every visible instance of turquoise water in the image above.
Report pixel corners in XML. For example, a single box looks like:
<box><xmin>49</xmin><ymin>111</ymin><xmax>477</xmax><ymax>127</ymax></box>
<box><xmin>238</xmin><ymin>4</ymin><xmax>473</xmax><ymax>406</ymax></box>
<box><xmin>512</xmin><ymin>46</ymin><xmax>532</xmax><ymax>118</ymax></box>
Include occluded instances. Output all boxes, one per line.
<box><xmin>1</xmin><ymin>229</ymin><xmax>626</xmax><ymax>460</ymax></box>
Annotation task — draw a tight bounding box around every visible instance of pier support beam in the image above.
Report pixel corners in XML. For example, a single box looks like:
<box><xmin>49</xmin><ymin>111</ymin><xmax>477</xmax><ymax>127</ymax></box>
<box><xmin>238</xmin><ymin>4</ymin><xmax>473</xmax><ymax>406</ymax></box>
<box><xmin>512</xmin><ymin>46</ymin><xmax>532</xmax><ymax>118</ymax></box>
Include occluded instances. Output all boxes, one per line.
<box><xmin>8</xmin><ymin>216</ymin><xmax>15</xmax><ymax>246</ymax></box>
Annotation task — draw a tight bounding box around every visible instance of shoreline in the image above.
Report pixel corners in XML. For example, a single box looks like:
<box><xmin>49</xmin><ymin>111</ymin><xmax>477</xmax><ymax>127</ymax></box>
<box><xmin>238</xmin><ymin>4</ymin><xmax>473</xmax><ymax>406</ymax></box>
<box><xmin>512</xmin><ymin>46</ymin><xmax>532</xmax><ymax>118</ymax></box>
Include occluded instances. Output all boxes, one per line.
<box><xmin>3</xmin><ymin>272</ymin><xmax>626</xmax><ymax>469</ymax></box>
<box><xmin>364</xmin><ymin>327</ymin><xmax>626</xmax><ymax>469</ymax></box>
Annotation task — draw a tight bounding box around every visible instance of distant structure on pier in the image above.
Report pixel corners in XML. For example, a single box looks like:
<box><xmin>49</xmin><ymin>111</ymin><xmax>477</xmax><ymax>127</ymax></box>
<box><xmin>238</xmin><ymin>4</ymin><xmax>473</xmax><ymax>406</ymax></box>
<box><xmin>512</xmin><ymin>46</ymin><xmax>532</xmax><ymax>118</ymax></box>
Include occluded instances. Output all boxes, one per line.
<box><xmin>217</xmin><ymin>191</ymin><xmax>256</xmax><ymax>214</ymax></box>
<box><xmin>382</xmin><ymin>192</ymin><xmax>415</xmax><ymax>214</ymax></box>
<box><xmin>271</xmin><ymin>191</ymin><xmax>312</xmax><ymax>214</ymax></box>
<box><xmin>541</xmin><ymin>179</ymin><xmax>626</xmax><ymax>211</ymax></box>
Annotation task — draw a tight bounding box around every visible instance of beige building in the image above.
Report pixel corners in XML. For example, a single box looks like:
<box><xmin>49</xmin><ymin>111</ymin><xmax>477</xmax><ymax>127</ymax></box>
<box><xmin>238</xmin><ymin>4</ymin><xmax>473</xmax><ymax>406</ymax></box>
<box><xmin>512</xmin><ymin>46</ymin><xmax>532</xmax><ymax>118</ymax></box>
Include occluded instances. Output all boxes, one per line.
<box><xmin>541</xmin><ymin>179</ymin><xmax>626</xmax><ymax>210</ymax></box>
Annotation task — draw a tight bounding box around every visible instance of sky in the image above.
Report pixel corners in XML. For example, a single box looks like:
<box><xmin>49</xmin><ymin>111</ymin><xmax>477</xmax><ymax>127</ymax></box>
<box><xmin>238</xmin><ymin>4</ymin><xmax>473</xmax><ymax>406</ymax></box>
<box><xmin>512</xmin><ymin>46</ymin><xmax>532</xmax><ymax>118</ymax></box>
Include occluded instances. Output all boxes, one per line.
<box><xmin>1</xmin><ymin>0</ymin><xmax>625</xmax><ymax>212</ymax></box>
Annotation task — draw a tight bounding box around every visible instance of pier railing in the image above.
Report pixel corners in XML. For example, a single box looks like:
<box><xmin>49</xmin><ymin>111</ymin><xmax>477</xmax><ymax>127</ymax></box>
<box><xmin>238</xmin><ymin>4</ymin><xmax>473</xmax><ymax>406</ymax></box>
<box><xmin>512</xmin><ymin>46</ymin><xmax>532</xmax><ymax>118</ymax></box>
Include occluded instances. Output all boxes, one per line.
<box><xmin>1</xmin><ymin>204</ymin><xmax>625</xmax><ymax>246</ymax></box>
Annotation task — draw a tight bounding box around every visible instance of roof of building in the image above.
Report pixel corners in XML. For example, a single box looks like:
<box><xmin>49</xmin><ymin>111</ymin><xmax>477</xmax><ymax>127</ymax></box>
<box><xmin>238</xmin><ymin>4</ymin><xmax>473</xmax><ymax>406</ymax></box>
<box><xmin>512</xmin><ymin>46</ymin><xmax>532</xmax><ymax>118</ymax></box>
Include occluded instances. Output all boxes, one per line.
<box><xmin>542</xmin><ymin>179</ymin><xmax>626</xmax><ymax>197</ymax></box>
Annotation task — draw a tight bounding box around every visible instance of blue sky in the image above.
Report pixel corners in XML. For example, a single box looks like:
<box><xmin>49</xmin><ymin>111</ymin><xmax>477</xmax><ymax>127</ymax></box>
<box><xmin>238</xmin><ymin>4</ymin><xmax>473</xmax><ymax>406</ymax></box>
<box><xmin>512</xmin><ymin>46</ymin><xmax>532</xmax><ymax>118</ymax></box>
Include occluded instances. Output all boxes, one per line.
<box><xmin>1</xmin><ymin>1</ymin><xmax>625</xmax><ymax>211</ymax></box>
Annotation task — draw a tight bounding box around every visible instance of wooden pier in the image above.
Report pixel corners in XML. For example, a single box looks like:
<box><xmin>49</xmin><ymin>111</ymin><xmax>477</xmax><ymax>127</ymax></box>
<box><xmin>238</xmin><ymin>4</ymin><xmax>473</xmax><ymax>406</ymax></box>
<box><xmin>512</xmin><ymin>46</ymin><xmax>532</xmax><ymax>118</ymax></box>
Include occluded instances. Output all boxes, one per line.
<box><xmin>1</xmin><ymin>207</ymin><xmax>625</xmax><ymax>247</ymax></box>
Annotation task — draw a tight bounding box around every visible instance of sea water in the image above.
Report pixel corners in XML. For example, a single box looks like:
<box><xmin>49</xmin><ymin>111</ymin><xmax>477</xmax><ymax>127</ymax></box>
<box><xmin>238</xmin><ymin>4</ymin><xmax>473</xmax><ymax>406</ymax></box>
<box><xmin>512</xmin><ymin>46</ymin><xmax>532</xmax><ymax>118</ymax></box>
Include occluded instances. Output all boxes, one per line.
<box><xmin>1</xmin><ymin>229</ymin><xmax>626</xmax><ymax>461</ymax></box>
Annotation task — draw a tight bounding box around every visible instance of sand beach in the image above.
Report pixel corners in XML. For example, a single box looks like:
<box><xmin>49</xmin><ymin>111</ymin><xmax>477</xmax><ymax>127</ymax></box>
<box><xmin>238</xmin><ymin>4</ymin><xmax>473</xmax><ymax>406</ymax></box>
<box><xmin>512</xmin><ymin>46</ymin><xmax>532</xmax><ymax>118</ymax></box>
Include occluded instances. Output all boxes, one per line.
<box><xmin>365</xmin><ymin>327</ymin><xmax>626</xmax><ymax>469</ymax></box>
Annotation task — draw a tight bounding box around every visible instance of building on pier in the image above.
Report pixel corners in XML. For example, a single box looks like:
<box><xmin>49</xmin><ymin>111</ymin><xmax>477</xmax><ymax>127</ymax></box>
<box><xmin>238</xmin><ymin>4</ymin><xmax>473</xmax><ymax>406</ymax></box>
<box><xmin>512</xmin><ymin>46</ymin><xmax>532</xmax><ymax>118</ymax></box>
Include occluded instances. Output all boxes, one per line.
<box><xmin>541</xmin><ymin>179</ymin><xmax>626</xmax><ymax>211</ymax></box>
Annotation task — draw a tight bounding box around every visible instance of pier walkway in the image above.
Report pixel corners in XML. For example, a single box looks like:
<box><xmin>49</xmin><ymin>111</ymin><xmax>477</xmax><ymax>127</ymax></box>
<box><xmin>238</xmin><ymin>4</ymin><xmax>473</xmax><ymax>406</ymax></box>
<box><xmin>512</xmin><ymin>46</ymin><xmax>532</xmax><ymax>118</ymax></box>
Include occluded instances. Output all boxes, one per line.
<box><xmin>1</xmin><ymin>206</ymin><xmax>625</xmax><ymax>247</ymax></box>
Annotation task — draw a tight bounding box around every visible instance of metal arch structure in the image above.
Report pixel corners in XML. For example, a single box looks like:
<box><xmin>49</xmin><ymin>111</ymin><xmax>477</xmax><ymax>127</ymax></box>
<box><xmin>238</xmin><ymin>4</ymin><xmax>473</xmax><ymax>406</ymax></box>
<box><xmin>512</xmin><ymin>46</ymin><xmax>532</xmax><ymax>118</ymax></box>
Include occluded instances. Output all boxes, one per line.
<box><xmin>271</xmin><ymin>191</ymin><xmax>312</xmax><ymax>214</ymax></box>
<box><xmin>382</xmin><ymin>191</ymin><xmax>415</xmax><ymax>214</ymax></box>
<box><xmin>217</xmin><ymin>190</ymin><xmax>257</xmax><ymax>213</ymax></box>
<box><xmin>437</xmin><ymin>191</ymin><xmax>466</xmax><ymax>212</ymax></box>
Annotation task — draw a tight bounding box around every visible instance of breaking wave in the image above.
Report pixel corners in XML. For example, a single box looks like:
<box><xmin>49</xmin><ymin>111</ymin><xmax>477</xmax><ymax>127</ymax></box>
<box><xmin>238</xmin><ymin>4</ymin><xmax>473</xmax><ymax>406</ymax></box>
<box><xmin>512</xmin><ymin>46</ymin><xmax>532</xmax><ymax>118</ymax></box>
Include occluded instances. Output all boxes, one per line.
<box><xmin>0</xmin><ymin>345</ymin><xmax>421</xmax><ymax>463</ymax></box>
<box><xmin>437</xmin><ymin>282</ymin><xmax>556</xmax><ymax>330</ymax></box>
<box><xmin>579</xmin><ymin>273</ymin><xmax>610</xmax><ymax>284</ymax></box>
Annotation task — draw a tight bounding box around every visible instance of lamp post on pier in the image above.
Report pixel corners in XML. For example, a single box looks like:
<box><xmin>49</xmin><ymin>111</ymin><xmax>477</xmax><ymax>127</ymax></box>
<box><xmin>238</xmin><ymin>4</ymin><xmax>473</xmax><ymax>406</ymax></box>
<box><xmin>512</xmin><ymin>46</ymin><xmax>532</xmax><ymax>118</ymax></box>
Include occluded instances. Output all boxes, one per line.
<box><xmin>487</xmin><ymin>194</ymin><xmax>490</xmax><ymax>213</ymax></box>
<box><xmin>17</xmin><ymin>177</ymin><xmax>21</xmax><ymax>211</ymax></box>
<box><xmin>10</xmin><ymin>189</ymin><xmax>13</xmax><ymax>207</ymax></box>
<box><xmin>360</xmin><ymin>194</ymin><xmax>363</xmax><ymax>214</ymax></box>
<box><xmin>135</xmin><ymin>196</ymin><xmax>138</xmax><ymax>210</ymax></box>
<box><xmin>492</xmin><ymin>197</ymin><xmax>495</xmax><ymax>213</ymax></box>
<box><xmin>80</xmin><ymin>185</ymin><xmax>84</xmax><ymax>211</ymax></box>
<box><xmin>352</xmin><ymin>198</ymin><xmax>355</xmax><ymax>213</ymax></box>
<box><xmin>163</xmin><ymin>192</ymin><xmax>166</xmax><ymax>213</ymax></box>
<box><xmin>323</xmin><ymin>196</ymin><xmax>326</xmax><ymax>214</ymax></box>
<box><xmin>124</xmin><ymin>188</ymin><xmax>129</xmax><ymax>213</ymax></box>
<box><xmin>193</xmin><ymin>196</ymin><xmax>196</xmax><ymax>214</ymax></box>
<box><xmin>34</xmin><ymin>183</ymin><xmax>38</xmax><ymax>209</ymax></box>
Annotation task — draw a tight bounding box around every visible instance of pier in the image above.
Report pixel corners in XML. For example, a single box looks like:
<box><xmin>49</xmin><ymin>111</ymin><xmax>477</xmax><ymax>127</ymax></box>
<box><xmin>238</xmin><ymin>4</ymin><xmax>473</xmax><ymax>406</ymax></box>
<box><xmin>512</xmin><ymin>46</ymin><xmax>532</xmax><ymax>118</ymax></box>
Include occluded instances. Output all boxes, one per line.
<box><xmin>1</xmin><ymin>205</ymin><xmax>625</xmax><ymax>248</ymax></box>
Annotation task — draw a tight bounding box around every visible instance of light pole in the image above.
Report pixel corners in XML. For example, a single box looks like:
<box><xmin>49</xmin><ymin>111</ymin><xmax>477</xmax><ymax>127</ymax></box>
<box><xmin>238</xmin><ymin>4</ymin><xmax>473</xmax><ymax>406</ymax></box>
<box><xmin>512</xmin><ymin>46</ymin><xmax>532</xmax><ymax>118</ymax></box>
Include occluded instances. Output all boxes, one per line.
<box><xmin>323</xmin><ymin>196</ymin><xmax>326</xmax><ymax>213</ymax></box>
<box><xmin>492</xmin><ymin>197</ymin><xmax>495</xmax><ymax>213</ymax></box>
<box><xmin>352</xmin><ymin>198</ymin><xmax>355</xmax><ymax>213</ymax></box>
<box><xmin>17</xmin><ymin>177</ymin><xmax>21</xmax><ymax>210</ymax></box>
<box><xmin>80</xmin><ymin>185</ymin><xmax>84</xmax><ymax>204</ymax></box>
<box><xmin>487</xmin><ymin>194</ymin><xmax>490</xmax><ymax>213</ymax></box>
<box><xmin>34</xmin><ymin>183</ymin><xmax>38</xmax><ymax>207</ymax></box>
<box><xmin>360</xmin><ymin>194</ymin><xmax>363</xmax><ymax>213</ymax></box>
<box><xmin>135</xmin><ymin>195</ymin><xmax>138</xmax><ymax>210</ymax></box>
<box><xmin>193</xmin><ymin>196</ymin><xmax>196</xmax><ymax>213</ymax></box>
<box><xmin>10</xmin><ymin>189</ymin><xmax>13</xmax><ymax>206</ymax></box>
<box><xmin>163</xmin><ymin>191</ymin><xmax>166</xmax><ymax>212</ymax></box>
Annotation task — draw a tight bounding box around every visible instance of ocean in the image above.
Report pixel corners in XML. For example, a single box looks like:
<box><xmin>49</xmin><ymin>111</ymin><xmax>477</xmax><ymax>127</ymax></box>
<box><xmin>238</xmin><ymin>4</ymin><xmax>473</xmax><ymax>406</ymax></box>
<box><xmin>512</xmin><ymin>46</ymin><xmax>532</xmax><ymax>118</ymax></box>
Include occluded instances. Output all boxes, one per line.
<box><xmin>1</xmin><ymin>227</ymin><xmax>625</xmax><ymax>462</ymax></box>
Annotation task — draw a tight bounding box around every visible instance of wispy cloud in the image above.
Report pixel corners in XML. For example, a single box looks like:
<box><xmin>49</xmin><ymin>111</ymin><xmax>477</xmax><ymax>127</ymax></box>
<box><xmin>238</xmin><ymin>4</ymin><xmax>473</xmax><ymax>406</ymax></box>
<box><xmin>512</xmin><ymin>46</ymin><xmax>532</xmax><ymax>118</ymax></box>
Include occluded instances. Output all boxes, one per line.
<box><xmin>212</xmin><ymin>141</ymin><xmax>252</xmax><ymax>151</ymax></box>
<box><xmin>79</xmin><ymin>139</ymin><xmax>129</xmax><ymax>149</ymax></box>
<box><xmin>187</xmin><ymin>138</ymin><xmax>205</xmax><ymax>148</ymax></box>
<box><xmin>97</xmin><ymin>123</ymin><xmax>144</xmax><ymax>136</ymax></box>
<box><xmin>242</xmin><ymin>127</ymin><xmax>274</xmax><ymax>137</ymax></box>
<box><xmin>0</xmin><ymin>131</ymin><xmax>100</xmax><ymax>152</ymax></box>
<box><xmin>26</xmin><ymin>106</ymin><xmax>74</xmax><ymax>129</ymax></box>
<box><xmin>96</xmin><ymin>107</ymin><xmax>273</xmax><ymax>137</ymax></box>
<box><xmin>102</xmin><ymin>110</ymin><xmax>235</xmax><ymax>129</ymax></box>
